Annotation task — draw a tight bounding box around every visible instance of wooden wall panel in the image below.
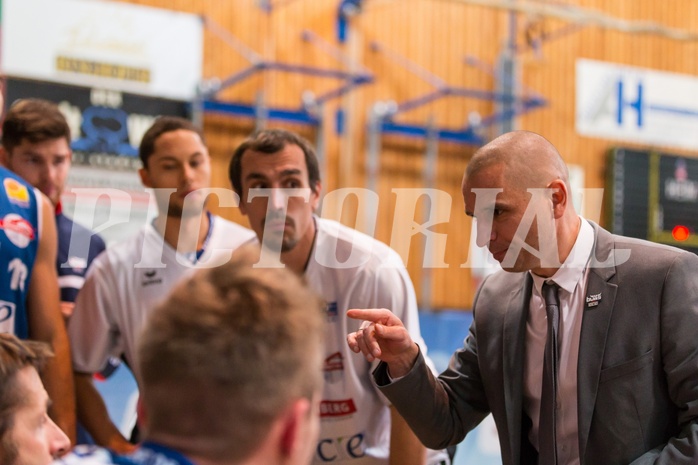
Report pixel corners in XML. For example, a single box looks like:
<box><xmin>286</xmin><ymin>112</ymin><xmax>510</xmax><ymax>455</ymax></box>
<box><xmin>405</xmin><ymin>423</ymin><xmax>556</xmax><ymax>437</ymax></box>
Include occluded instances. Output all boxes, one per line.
<box><xmin>116</xmin><ymin>0</ymin><xmax>698</xmax><ymax>310</ymax></box>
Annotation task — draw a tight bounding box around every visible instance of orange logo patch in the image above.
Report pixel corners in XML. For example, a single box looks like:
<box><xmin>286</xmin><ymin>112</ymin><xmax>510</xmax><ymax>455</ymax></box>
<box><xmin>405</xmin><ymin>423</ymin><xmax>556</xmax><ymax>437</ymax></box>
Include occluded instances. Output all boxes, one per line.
<box><xmin>3</xmin><ymin>179</ymin><xmax>30</xmax><ymax>206</ymax></box>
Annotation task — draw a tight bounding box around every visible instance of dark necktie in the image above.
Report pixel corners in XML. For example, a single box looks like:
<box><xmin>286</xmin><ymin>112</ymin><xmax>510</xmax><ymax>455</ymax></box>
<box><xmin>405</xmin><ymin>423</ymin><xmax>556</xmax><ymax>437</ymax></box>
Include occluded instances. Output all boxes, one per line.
<box><xmin>539</xmin><ymin>281</ymin><xmax>561</xmax><ymax>465</ymax></box>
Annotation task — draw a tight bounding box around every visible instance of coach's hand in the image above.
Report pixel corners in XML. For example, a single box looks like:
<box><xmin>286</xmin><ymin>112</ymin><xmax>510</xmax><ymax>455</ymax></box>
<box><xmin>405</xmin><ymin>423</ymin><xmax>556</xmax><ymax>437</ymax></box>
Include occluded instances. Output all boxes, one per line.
<box><xmin>346</xmin><ymin>308</ymin><xmax>420</xmax><ymax>379</ymax></box>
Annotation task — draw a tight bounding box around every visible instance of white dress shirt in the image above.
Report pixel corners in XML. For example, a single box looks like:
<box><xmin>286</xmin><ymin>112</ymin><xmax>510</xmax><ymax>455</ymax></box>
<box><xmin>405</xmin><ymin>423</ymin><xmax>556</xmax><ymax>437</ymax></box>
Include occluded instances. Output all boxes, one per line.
<box><xmin>524</xmin><ymin>218</ymin><xmax>594</xmax><ymax>465</ymax></box>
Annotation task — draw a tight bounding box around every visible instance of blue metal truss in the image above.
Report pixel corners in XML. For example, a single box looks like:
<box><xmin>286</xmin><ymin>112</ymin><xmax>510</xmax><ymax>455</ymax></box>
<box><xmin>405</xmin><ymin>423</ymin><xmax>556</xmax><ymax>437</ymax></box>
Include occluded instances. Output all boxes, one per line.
<box><xmin>199</xmin><ymin>16</ymin><xmax>373</xmax><ymax>127</ymax></box>
<box><xmin>369</xmin><ymin>41</ymin><xmax>547</xmax><ymax>145</ymax></box>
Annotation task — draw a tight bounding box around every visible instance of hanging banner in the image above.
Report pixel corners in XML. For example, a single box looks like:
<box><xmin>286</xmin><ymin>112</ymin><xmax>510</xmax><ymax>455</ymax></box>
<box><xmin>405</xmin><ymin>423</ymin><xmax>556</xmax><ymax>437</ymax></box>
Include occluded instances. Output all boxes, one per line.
<box><xmin>4</xmin><ymin>78</ymin><xmax>189</xmax><ymax>243</ymax></box>
<box><xmin>576</xmin><ymin>59</ymin><xmax>698</xmax><ymax>151</ymax></box>
<box><xmin>4</xmin><ymin>78</ymin><xmax>188</xmax><ymax>165</ymax></box>
<box><xmin>1</xmin><ymin>0</ymin><xmax>202</xmax><ymax>100</ymax></box>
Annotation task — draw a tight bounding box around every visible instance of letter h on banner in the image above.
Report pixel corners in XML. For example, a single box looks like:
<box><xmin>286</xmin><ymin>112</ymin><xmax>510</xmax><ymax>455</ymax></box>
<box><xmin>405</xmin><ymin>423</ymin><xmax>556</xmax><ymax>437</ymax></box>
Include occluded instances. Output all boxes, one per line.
<box><xmin>617</xmin><ymin>79</ymin><xmax>643</xmax><ymax>128</ymax></box>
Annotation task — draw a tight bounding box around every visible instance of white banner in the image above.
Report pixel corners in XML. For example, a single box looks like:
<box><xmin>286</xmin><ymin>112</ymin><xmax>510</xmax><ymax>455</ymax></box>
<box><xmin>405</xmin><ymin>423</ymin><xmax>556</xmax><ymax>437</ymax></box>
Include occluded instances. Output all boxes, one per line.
<box><xmin>576</xmin><ymin>59</ymin><xmax>698</xmax><ymax>151</ymax></box>
<box><xmin>1</xmin><ymin>0</ymin><xmax>202</xmax><ymax>100</ymax></box>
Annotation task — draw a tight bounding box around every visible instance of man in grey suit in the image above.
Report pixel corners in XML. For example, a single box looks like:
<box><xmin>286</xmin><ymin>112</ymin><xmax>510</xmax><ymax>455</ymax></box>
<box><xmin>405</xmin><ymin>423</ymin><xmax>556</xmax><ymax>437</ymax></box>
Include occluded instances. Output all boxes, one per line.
<box><xmin>347</xmin><ymin>130</ymin><xmax>698</xmax><ymax>465</ymax></box>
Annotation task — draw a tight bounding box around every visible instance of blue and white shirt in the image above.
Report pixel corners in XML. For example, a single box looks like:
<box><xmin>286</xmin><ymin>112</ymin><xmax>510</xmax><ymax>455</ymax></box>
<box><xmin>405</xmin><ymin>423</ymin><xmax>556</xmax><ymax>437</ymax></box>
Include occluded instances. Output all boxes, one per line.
<box><xmin>56</xmin><ymin>442</ymin><xmax>195</xmax><ymax>465</ymax></box>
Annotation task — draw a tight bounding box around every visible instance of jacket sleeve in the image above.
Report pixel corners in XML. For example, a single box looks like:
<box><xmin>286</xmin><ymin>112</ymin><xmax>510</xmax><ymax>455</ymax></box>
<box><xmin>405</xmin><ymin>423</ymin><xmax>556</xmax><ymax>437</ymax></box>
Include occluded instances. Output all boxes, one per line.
<box><xmin>373</xmin><ymin>282</ymin><xmax>493</xmax><ymax>450</ymax></box>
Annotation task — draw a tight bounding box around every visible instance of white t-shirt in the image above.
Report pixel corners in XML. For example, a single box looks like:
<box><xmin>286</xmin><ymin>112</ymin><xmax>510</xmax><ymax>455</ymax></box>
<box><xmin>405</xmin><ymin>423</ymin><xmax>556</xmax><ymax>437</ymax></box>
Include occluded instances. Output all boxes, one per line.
<box><xmin>307</xmin><ymin>218</ymin><xmax>449</xmax><ymax>465</ymax></box>
<box><xmin>68</xmin><ymin>215</ymin><xmax>255</xmax><ymax>382</ymax></box>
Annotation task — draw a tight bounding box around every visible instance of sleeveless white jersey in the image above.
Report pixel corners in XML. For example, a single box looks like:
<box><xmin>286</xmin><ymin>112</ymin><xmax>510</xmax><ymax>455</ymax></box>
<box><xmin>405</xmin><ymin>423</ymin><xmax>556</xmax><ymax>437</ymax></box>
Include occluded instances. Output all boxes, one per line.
<box><xmin>307</xmin><ymin>218</ymin><xmax>449</xmax><ymax>465</ymax></box>
<box><xmin>68</xmin><ymin>215</ymin><xmax>255</xmax><ymax>382</ymax></box>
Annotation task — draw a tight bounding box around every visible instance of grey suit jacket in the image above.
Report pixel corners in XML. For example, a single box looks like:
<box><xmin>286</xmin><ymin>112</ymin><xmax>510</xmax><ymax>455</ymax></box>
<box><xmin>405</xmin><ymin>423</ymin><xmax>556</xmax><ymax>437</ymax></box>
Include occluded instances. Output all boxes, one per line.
<box><xmin>376</xmin><ymin>223</ymin><xmax>698</xmax><ymax>465</ymax></box>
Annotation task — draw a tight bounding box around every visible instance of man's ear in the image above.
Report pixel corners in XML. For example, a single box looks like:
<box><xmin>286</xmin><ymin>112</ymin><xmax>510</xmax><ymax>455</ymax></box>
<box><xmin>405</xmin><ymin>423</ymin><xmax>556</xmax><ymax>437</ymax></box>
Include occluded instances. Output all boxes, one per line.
<box><xmin>548</xmin><ymin>179</ymin><xmax>569</xmax><ymax>219</ymax></box>
<box><xmin>0</xmin><ymin>147</ymin><xmax>11</xmax><ymax>167</ymax></box>
<box><xmin>139</xmin><ymin>167</ymin><xmax>151</xmax><ymax>188</ymax></box>
<box><xmin>238</xmin><ymin>190</ymin><xmax>248</xmax><ymax>215</ymax></box>
<box><xmin>310</xmin><ymin>181</ymin><xmax>322</xmax><ymax>211</ymax></box>
<box><xmin>279</xmin><ymin>398</ymin><xmax>312</xmax><ymax>458</ymax></box>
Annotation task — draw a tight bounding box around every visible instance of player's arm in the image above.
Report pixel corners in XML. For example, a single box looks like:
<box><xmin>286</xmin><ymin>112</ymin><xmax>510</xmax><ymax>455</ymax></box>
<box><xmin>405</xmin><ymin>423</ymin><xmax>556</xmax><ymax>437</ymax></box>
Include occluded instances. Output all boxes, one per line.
<box><xmin>27</xmin><ymin>194</ymin><xmax>76</xmax><ymax>443</ymax></box>
<box><xmin>390</xmin><ymin>407</ymin><xmax>427</xmax><ymax>465</ymax></box>
<box><xmin>68</xmin><ymin>251</ymin><xmax>135</xmax><ymax>453</ymax></box>
<box><xmin>74</xmin><ymin>372</ymin><xmax>135</xmax><ymax>453</ymax></box>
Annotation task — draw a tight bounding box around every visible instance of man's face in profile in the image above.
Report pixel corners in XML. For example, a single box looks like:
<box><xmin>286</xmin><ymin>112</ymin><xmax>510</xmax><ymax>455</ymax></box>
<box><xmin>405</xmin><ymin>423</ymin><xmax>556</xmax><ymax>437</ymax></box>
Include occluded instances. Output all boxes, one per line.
<box><xmin>3</xmin><ymin>367</ymin><xmax>69</xmax><ymax>465</ymax></box>
<box><xmin>463</xmin><ymin>162</ymin><xmax>558</xmax><ymax>273</ymax></box>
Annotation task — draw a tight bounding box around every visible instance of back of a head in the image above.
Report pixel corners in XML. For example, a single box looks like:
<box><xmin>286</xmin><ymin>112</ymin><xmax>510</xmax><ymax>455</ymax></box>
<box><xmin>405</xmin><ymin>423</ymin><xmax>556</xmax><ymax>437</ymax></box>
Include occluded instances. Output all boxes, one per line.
<box><xmin>137</xmin><ymin>249</ymin><xmax>325</xmax><ymax>463</ymax></box>
<box><xmin>0</xmin><ymin>334</ymin><xmax>52</xmax><ymax>464</ymax></box>
<box><xmin>1</xmin><ymin>99</ymin><xmax>71</xmax><ymax>151</ymax></box>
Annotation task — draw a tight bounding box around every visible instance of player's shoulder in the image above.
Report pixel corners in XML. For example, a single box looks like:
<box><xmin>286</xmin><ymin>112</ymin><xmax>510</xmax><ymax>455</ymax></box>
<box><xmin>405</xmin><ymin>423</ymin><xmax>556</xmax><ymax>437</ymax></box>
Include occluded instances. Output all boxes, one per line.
<box><xmin>53</xmin><ymin>445</ymin><xmax>123</xmax><ymax>465</ymax></box>
<box><xmin>0</xmin><ymin>166</ymin><xmax>33</xmax><ymax>188</ymax></box>
<box><xmin>57</xmin><ymin>214</ymin><xmax>106</xmax><ymax>248</ymax></box>
<box><xmin>316</xmin><ymin>217</ymin><xmax>401</xmax><ymax>262</ymax></box>
<box><xmin>0</xmin><ymin>167</ymin><xmax>39</xmax><ymax>209</ymax></box>
<box><xmin>210</xmin><ymin>215</ymin><xmax>256</xmax><ymax>240</ymax></box>
<box><xmin>90</xmin><ymin>227</ymin><xmax>149</xmax><ymax>272</ymax></box>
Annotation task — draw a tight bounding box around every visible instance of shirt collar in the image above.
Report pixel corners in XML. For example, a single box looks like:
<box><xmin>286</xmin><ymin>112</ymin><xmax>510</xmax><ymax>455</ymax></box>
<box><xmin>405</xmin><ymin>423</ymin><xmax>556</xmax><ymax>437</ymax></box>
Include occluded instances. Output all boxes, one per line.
<box><xmin>530</xmin><ymin>217</ymin><xmax>594</xmax><ymax>296</ymax></box>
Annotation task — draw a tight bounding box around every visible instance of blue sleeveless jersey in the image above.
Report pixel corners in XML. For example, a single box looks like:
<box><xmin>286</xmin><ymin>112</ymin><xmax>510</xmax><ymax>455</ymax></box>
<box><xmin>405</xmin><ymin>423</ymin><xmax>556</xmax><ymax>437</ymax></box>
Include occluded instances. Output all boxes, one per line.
<box><xmin>0</xmin><ymin>167</ymin><xmax>40</xmax><ymax>338</ymax></box>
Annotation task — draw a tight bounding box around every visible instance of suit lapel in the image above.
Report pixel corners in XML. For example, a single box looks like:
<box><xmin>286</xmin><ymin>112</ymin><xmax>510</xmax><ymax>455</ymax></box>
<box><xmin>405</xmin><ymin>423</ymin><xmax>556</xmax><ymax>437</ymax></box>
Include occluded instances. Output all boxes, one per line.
<box><xmin>502</xmin><ymin>273</ymin><xmax>532</xmax><ymax>465</ymax></box>
<box><xmin>577</xmin><ymin>224</ymin><xmax>618</xmax><ymax>462</ymax></box>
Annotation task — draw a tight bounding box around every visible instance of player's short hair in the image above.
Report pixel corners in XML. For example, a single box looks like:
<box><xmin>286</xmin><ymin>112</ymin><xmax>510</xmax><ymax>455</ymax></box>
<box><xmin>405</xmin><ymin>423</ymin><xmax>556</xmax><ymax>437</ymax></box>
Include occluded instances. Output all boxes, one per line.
<box><xmin>1</xmin><ymin>99</ymin><xmax>71</xmax><ymax>152</ymax></box>
<box><xmin>138</xmin><ymin>247</ymin><xmax>325</xmax><ymax>463</ymax></box>
<box><xmin>228</xmin><ymin>128</ymin><xmax>321</xmax><ymax>197</ymax></box>
<box><xmin>138</xmin><ymin>116</ymin><xmax>205</xmax><ymax>168</ymax></box>
<box><xmin>0</xmin><ymin>334</ymin><xmax>53</xmax><ymax>465</ymax></box>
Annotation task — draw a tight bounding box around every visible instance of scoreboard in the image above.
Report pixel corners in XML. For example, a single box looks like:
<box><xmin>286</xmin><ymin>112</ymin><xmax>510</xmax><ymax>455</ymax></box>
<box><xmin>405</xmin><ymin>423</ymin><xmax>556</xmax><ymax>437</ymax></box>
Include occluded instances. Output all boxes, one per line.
<box><xmin>607</xmin><ymin>148</ymin><xmax>698</xmax><ymax>254</ymax></box>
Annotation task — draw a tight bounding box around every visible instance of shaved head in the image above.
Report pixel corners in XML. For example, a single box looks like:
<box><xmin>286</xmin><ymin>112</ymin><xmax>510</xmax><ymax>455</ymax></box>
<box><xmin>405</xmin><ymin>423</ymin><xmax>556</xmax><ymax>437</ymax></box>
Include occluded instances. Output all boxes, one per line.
<box><xmin>465</xmin><ymin>131</ymin><xmax>569</xmax><ymax>192</ymax></box>
<box><xmin>462</xmin><ymin>130</ymin><xmax>580</xmax><ymax>275</ymax></box>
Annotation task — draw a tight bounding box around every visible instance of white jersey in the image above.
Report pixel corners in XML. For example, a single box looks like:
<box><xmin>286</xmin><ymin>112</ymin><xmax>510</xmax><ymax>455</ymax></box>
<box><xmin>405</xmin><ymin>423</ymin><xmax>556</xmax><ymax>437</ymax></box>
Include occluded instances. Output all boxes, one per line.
<box><xmin>68</xmin><ymin>215</ymin><xmax>255</xmax><ymax>382</ymax></box>
<box><xmin>307</xmin><ymin>218</ymin><xmax>449</xmax><ymax>465</ymax></box>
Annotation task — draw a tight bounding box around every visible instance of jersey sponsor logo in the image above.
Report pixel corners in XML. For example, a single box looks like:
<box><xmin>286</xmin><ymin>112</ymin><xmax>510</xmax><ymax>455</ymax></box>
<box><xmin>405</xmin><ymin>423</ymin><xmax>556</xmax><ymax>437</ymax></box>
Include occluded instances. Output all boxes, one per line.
<box><xmin>325</xmin><ymin>301</ymin><xmax>338</xmax><ymax>322</ymax></box>
<box><xmin>316</xmin><ymin>432</ymin><xmax>366</xmax><ymax>462</ymax></box>
<box><xmin>141</xmin><ymin>269</ymin><xmax>163</xmax><ymax>287</ymax></box>
<box><xmin>8</xmin><ymin>258</ymin><xmax>28</xmax><ymax>292</ymax></box>
<box><xmin>324</xmin><ymin>351</ymin><xmax>344</xmax><ymax>383</ymax></box>
<box><xmin>0</xmin><ymin>300</ymin><xmax>17</xmax><ymax>333</ymax></box>
<box><xmin>3</xmin><ymin>178</ymin><xmax>30</xmax><ymax>207</ymax></box>
<box><xmin>66</xmin><ymin>256</ymin><xmax>89</xmax><ymax>270</ymax></box>
<box><xmin>0</xmin><ymin>214</ymin><xmax>35</xmax><ymax>248</ymax></box>
<box><xmin>320</xmin><ymin>399</ymin><xmax>357</xmax><ymax>418</ymax></box>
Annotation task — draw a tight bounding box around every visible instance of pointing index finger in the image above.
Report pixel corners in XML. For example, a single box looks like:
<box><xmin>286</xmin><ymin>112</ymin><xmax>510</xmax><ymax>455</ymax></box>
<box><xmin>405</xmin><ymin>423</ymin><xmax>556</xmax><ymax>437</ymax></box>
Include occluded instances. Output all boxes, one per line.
<box><xmin>347</xmin><ymin>308</ymin><xmax>398</xmax><ymax>325</ymax></box>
